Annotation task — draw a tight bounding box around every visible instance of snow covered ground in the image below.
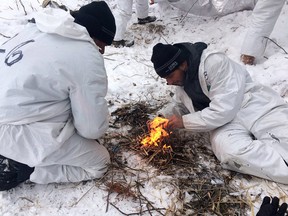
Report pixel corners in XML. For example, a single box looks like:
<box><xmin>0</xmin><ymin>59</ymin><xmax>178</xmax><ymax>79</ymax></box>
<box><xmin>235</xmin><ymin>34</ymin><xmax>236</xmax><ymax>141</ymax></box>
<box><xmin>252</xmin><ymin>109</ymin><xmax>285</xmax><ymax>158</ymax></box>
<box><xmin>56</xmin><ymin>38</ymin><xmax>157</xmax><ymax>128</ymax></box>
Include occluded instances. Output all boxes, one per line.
<box><xmin>1</xmin><ymin>0</ymin><xmax>288</xmax><ymax>215</ymax></box>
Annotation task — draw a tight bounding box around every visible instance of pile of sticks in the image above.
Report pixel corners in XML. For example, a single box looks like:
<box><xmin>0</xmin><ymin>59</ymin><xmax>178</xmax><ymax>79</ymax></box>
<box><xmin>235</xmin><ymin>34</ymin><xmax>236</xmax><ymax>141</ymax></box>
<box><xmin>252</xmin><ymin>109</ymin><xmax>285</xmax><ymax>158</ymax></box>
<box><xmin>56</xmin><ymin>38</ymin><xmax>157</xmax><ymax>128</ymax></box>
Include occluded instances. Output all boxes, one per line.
<box><xmin>101</xmin><ymin>101</ymin><xmax>249</xmax><ymax>215</ymax></box>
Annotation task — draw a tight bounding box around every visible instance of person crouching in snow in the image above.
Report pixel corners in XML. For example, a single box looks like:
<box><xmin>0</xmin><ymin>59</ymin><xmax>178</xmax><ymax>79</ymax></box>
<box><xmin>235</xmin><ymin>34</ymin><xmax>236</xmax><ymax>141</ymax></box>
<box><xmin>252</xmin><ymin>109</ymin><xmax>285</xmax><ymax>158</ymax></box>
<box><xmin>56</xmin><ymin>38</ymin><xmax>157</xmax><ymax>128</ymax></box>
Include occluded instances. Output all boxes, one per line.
<box><xmin>112</xmin><ymin>0</ymin><xmax>157</xmax><ymax>48</ymax></box>
<box><xmin>0</xmin><ymin>1</ymin><xmax>116</xmax><ymax>190</ymax></box>
<box><xmin>151</xmin><ymin>42</ymin><xmax>288</xmax><ymax>184</ymax></box>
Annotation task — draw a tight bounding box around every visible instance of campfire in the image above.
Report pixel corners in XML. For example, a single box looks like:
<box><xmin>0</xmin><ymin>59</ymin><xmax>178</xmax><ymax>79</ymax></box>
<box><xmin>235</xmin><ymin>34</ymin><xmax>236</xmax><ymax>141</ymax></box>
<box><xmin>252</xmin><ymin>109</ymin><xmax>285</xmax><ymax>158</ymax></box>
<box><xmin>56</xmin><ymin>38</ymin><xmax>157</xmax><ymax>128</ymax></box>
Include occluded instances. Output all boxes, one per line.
<box><xmin>106</xmin><ymin>102</ymin><xmax>249</xmax><ymax>215</ymax></box>
<box><xmin>140</xmin><ymin>116</ymin><xmax>173</xmax><ymax>156</ymax></box>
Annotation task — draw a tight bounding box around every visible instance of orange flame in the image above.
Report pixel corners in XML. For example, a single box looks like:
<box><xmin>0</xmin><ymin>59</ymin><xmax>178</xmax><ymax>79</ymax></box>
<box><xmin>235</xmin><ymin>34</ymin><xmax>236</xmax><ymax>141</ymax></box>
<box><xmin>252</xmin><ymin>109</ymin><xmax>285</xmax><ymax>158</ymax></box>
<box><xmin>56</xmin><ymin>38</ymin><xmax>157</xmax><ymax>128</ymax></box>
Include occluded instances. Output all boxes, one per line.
<box><xmin>141</xmin><ymin>117</ymin><xmax>171</xmax><ymax>150</ymax></box>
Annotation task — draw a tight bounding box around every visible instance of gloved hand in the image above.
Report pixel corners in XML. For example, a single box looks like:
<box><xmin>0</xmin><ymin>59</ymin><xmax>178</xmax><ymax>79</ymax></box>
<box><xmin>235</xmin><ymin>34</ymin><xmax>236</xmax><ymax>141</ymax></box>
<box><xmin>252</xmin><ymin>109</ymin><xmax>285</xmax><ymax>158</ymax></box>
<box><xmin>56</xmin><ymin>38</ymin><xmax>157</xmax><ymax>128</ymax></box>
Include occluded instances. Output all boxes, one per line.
<box><xmin>256</xmin><ymin>196</ymin><xmax>287</xmax><ymax>216</ymax></box>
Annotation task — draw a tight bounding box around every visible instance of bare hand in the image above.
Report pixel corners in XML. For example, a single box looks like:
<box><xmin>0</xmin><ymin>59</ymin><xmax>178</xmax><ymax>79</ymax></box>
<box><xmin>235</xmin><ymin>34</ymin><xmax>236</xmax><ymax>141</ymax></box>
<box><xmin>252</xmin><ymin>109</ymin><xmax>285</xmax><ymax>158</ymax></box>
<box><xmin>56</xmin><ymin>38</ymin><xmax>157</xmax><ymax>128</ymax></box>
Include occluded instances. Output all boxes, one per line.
<box><xmin>168</xmin><ymin>115</ymin><xmax>184</xmax><ymax>130</ymax></box>
<box><xmin>240</xmin><ymin>54</ymin><xmax>255</xmax><ymax>65</ymax></box>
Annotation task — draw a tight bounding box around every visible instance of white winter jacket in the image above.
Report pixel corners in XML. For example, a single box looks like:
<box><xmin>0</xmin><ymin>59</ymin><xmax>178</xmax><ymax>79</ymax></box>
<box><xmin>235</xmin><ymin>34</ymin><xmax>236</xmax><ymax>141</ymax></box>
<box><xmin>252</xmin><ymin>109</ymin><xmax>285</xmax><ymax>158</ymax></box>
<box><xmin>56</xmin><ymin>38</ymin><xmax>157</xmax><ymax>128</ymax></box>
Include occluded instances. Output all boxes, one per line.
<box><xmin>0</xmin><ymin>8</ymin><xmax>109</xmax><ymax>166</ymax></box>
<box><xmin>172</xmin><ymin>50</ymin><xmax>287</xmax><ymax>133</ymax></box>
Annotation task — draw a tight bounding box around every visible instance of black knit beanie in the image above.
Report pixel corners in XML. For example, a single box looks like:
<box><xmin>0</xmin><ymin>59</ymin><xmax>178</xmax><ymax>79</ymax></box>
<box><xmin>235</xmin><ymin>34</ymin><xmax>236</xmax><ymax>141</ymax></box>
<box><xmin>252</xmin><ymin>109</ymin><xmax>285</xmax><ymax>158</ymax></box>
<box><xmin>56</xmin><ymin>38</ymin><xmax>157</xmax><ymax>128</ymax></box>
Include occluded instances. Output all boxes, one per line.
<box><xmin>151</xmin><ymin>43</ymin><xmax>188</xmax><ymax>78</ymax></box>
<box><xmin>71</xmin><ymin>1</ymin><xmax>116</xmax><ymax>45</ymax></box>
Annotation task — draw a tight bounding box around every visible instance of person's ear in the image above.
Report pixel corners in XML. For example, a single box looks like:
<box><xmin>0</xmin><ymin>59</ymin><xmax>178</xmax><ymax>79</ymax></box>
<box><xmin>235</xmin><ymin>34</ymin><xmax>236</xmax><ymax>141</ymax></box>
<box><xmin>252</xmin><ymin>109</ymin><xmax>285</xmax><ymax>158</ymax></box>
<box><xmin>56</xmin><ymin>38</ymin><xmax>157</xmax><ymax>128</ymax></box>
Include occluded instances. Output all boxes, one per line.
<box><xmin>179</xmin><ymin>61</ymin><xmax>188</xmax><ymax>72</ymax></box>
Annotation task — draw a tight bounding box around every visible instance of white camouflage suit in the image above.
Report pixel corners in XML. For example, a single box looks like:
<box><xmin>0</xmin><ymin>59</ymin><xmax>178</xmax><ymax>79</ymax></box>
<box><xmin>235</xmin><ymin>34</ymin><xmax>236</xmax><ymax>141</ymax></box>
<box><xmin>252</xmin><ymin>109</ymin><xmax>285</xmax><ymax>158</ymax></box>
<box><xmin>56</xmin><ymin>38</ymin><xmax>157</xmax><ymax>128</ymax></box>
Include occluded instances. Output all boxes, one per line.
<box><xmin>241</xmin><ymin>0</ymin><xmax>286</xmax><ymax>60</ymax></box>
<box><xmin>167</xmin><ymin>50</ymin><xmax>288</xmax><ymax>184</ymax></box>
<box><xmin>0</xmin><ymin>9</ymin><xmax>110</xmax><ymax>184</ymax></box>
<box><xmin>113</xmin><ymin>0</ymin><xmax>150</xmax><ymax>41</ymax></box>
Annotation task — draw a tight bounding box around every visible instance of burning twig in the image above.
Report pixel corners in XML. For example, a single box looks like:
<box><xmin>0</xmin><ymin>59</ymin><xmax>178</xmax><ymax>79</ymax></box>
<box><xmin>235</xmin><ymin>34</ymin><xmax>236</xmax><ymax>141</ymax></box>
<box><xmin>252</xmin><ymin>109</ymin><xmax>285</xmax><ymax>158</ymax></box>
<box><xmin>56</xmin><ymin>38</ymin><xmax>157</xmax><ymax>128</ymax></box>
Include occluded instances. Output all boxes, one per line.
<box><xmin>137</xmin><ymin>116</ymin><xmax>176</xmax><ymax>166</ymax></box>
<box><xmin>141</xmin><ymin>117</ymin><xmax>170</xmax><ymax>147</ymax></box>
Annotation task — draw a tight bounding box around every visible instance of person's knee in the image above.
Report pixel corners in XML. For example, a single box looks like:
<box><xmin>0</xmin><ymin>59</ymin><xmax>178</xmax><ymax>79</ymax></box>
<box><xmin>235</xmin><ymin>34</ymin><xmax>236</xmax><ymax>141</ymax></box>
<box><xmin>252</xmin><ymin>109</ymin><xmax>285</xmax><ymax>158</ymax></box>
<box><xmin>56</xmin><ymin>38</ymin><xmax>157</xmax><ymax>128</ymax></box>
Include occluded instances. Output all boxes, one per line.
<box><xmin>98</xmin><ymin>145</ymin><xmax>111</xmax><ymax>166</ymax></box>
<box><xmin>210</xmin><ymin>131</ymin><xmax>232</xmax><ymax>161</ymax></box>
<box><xmin>85</xmin><ymin>145</ymin><xmax>111</xmax><ymax>178</ymax></box>
<box><xmin>210</xmin><ymin>130</ymin><xmax>252</xmax><ymax>162</ymax></box>
<box><xmin>210</xmin><ymin>134</ymin><xmax>243</xmax><ymax>172</ymax></box>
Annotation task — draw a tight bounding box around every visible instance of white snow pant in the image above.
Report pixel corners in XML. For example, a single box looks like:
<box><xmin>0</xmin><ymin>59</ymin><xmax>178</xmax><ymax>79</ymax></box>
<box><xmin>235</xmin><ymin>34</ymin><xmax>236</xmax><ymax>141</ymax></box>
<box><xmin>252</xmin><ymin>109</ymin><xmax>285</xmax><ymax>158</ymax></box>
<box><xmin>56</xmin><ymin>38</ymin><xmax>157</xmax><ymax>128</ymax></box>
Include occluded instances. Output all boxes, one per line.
<box><xmin>210</xmin><ymin>111</ymin><xmax>288</xmax><ymax>184</ymax></box>
<box><xmin>113</xmin><ymin>0</ymin><xmax>149</xmax><ymax>41</ymax></box>
<box><xmin>30</xmin><ymin>133</ymin><xmax>110</xmax><ymax>184</ymax></box>
<box><xmin>241</xmin><ymin>0</ymin><xmax>285</xmax><ymax>59</ymax></box>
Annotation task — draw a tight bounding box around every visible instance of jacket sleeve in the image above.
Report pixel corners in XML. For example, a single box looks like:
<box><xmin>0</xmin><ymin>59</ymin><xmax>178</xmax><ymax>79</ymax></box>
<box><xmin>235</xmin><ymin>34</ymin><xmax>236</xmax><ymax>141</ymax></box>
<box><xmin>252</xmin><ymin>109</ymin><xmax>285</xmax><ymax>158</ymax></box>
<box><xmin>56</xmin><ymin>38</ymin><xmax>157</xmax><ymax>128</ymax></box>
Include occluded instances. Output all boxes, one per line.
<box><xmin>182</xmin><ymin>53</ymin><xmax>246</xmax><ymax>131</ymax></box>
<box><xmin>69</xmin><ymin>54</ymin><xmax>109</xmax><ymax>139</ymax></box>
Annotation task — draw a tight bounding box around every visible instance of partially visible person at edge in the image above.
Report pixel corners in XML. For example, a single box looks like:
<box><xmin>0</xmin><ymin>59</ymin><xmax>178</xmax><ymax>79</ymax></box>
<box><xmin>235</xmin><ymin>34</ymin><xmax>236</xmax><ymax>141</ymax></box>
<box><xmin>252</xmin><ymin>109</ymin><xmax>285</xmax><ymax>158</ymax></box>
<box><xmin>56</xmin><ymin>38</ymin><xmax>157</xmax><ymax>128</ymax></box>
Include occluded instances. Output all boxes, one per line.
<box><xmin>256</xmin><ymin>196</ymin><xmax>288</xmax><ymax>216</ymax></box>
<box><xmin>0</xmin><ymin>1</ymin><xmax>116</xmax><ymax>191</ymax></box>
<box><xmin>42</xmin><ymin>0</ymin><xmax>69</xmax><ymax>11</ymax></box>
<box><xmin>241</xmin><ymin>0</ymin><xmax>286</xmax><ymax>65</ymax></box>
<box><xmin>150</xmin><ymin>41</ymin><xmax>288</xmax><ymax>184</ymax></box>
<box><xmin>112</xmin><ymin>0</ymin><xmax>156</xmax><ymax>48</ymax></box>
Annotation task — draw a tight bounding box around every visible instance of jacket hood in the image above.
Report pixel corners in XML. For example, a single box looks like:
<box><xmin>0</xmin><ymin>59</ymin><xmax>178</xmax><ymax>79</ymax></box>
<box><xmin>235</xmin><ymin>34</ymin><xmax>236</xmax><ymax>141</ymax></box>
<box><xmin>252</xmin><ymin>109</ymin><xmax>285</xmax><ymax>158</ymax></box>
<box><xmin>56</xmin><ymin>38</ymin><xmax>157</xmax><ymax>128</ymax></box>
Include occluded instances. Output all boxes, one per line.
<box><xmin>34</xmin><ymin>8</ymin><xmax>94</xmax><ymax>43</ymax></box>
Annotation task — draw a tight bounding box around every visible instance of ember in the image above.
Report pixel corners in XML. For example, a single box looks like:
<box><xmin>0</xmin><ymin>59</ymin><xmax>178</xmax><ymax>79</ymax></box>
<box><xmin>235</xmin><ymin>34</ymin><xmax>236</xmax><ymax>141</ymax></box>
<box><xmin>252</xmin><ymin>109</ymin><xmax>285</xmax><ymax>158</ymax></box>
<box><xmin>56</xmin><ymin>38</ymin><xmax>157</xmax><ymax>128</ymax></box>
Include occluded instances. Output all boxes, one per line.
<box><xmin>141</xmin><ymin>117</ymin><xmax>172</xmax><ymax>152</ymax></box>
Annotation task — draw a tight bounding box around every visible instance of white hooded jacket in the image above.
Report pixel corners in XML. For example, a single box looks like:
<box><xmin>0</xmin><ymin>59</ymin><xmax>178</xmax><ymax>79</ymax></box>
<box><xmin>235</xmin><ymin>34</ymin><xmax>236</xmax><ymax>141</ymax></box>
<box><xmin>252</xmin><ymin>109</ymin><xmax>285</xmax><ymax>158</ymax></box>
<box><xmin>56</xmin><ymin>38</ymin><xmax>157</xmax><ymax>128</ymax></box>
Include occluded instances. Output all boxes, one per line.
<box><xmin>0</xmin><ymin>8</ymin><xmax>109</xmax><ymax>167</ymax></box>
<box><xmin>165</xmin><ymin>48</ymin><xmax>288</xmax><ymax>177</ymax></box>
<box><xmin>164</xmin><ymin>48</ymin><xmax>288</xmax><ymax>183</ymax></box>
<box><xmin>172</xmin><ymin>50</ymin><xmax>287</xmax><ymax>134</ymax></box>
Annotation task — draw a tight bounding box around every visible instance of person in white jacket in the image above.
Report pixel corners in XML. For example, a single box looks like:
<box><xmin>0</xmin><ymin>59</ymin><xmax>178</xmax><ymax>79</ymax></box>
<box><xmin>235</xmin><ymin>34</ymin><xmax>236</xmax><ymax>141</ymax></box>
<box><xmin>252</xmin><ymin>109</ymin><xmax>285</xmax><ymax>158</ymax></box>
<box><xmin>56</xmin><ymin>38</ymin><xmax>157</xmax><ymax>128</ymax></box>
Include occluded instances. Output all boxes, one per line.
<box><xmin>241</xmin><ymin>0</ymin><xmax>286</xmax><ymax>65</ymax></box>
<box><xmin>151</xmin><ymin>42</ymin><xmax>288</xmax><ymax>184</ymax></box>
<box><xmin>0</xmin><ymin>1</ymin><xmax>116</xmax><ymax>191</ymax></box>
<box><xmin>112</xmin><ymin>0</ymin><xmax>156</xmax><ymax>47</ymax></box>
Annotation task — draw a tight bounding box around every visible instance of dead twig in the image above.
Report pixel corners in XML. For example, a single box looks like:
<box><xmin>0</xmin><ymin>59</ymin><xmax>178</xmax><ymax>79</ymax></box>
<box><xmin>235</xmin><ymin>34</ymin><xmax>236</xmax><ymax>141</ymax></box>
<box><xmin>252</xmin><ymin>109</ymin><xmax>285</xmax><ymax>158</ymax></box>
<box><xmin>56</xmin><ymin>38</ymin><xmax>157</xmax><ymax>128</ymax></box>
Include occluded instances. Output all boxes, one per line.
<box><xmin>18</xmin><ymin>197</ymin><xmax>34</xmax><ymax>203</ymax></box>
<box><xmin>264</xmin><ymin>36</ymin><xmax>288</xmax><ymax>54</ymax></box>
<box><xmin>136</xmin><ymin>181</ymin><xmax>165</xmax><ymax>216</ymax></box>
<box><xmin>110</xmin><ymin>202</ymin><xmax>166</xmax><ymax>216</ymax></box>
<box><xmin>180</xmin><ymin>0</ymin><xmax>200</xmax><ymax>23</ymax></box>
<box><xmin>105</xmin><ymin>169</ymin><xmax>113</xmax><ymax>212</ymax></box>
<box><xmin>70</xmin><ymin>184</ymin><xmax>94</xmax><ymax>207</ymax></box>
<box><xmin>113</xmin><ymin>62</ymin><xmax>125</xmax><ymax>70</ymax></box>
<box><xmin>265</xmin><ymin>174</ymin><xmax>288</xmax><ymax>197</ymax></box>
<box><xmin>136</xmin><ymin>174</ymin><xmax>143</xmax><ymax>215</ymax></box>
<box><xmin>0</xmin><ymin>33</ymin><xmax>10</xmax><ymax>38</ymax></box>
<box><xmin>18</xmin><ymin>0</ymin><xmax>27</xmax><ymax>15</ymax></box>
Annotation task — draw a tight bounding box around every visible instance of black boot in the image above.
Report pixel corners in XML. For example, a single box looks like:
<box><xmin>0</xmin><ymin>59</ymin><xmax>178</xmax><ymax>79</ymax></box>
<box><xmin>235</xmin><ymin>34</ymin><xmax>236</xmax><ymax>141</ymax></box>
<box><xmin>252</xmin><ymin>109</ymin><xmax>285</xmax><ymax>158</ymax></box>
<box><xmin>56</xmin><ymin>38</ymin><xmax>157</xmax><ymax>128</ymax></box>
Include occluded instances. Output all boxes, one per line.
<box><xmin>138</xmin><ymin>16</ymin><xmax>156</xmax><ymax>24</ymax></box>
<box><xmin>0</xmin><ymin>155</ymin><xmax>34</xmax><ymax>191</ymax></box>
<box><xmin>112</xmin><ymin>39</ymin><xmax>135</xmax><ymax>48</ymax></box>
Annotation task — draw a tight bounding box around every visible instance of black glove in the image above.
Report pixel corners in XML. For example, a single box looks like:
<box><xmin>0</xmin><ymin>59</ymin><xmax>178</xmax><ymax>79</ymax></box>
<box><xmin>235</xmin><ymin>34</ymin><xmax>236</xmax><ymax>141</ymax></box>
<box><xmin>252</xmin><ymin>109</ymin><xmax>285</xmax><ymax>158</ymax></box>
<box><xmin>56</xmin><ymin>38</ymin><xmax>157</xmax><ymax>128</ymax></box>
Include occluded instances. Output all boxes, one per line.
<box><xmin>256</xmin><ymin>196</ymin><xmax>288</xmax><ymax>216</ymax></box>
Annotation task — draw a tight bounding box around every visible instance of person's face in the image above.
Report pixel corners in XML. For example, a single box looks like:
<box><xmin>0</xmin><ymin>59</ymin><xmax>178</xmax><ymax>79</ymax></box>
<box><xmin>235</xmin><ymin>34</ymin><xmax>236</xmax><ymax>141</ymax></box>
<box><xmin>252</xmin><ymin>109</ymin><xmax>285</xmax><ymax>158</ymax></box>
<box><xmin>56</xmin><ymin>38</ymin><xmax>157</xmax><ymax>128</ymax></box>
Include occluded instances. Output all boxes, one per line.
<box><xmin>164</xmin><ymin>61</ymin><xmax>187</xmax><ymax>86</ymax></box>
<box><xmin>93</xmin><ymin>38</ymin><xmax>107</xmax><ymax>54</ymax></box>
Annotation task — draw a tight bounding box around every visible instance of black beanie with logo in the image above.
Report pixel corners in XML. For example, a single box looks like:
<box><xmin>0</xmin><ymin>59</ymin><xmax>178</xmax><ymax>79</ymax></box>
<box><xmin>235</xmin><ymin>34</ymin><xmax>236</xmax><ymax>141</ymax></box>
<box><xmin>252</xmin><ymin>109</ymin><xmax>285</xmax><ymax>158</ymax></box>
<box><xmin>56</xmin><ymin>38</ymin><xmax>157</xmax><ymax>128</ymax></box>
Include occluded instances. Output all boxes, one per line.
<box><xmin>71</xmin><ymin>1</ymin><xmax>116</xmax><ymax>45</ymax></box>
<box><xmin>151</xmin><ymin>43</ymin><xmax>188</xmax><ymax>78</ymax></box>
